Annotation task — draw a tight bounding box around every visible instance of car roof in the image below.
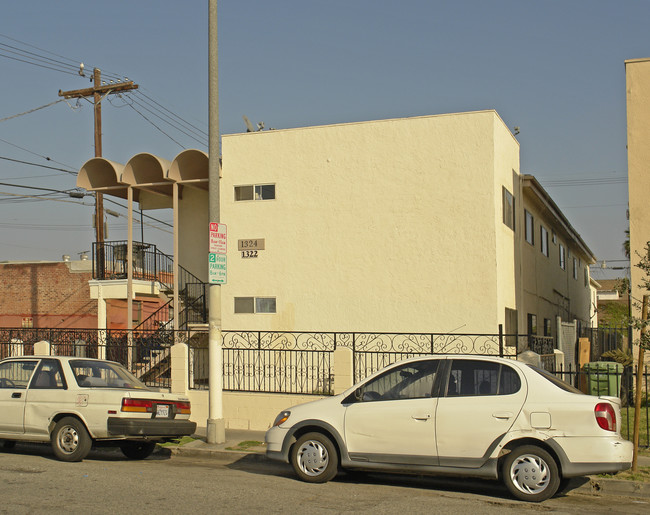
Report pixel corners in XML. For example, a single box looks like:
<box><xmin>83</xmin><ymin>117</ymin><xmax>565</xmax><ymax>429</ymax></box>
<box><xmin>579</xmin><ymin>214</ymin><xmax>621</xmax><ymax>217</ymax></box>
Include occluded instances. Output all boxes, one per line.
<box><xmin>0</xmin><ymin>355</ymin><xmax>121</xmax><ymax>365</ymax></box>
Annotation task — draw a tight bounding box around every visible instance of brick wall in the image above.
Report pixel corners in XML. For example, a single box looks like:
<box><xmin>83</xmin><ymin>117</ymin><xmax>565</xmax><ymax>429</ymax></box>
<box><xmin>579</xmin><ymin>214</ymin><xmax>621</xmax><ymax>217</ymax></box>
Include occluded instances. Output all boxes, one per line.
<box><xmin>0</xmin><ymin>262</ymin><xmax>96</xmax><ymax>328</ymax></box>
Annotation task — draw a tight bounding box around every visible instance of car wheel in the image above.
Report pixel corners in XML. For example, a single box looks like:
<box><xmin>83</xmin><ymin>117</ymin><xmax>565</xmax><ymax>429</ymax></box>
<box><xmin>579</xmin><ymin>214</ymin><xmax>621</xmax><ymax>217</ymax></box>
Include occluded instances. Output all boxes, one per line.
<box><xmin>502</xmin><ymin>445</ymin><xmax>560</xmax><ymax>502</ymax></box>
<box><xmin>290</xmin><ymin>432</ymin><xmax>338</xmax><ymax>483</ymax></box>
<box><xmin>51</xmin><ymin>417</ymin><xmax>92</xmax><ymax>462</ymax></box>
<box><xmin>120</xmin><ymin>441</ymin><xmax>157</xmax><ymax>460</ymax></box>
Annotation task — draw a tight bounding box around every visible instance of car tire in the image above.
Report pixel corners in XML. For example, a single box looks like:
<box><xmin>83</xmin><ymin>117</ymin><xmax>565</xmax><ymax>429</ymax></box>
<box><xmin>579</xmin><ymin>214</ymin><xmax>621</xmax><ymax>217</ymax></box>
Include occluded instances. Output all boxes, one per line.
<box><xmin>502</xmin><ymin>445</ymin><xmax>560</xmax><ymax>502</ymax></box>
<box><xmin>51</xmin><ymin>417</ymin><xmax>92</xmax><ymax>462</ymax></box>
<box><xmin>120</xmin><ymin>441</ymin><xmax>157</xmax><ymax>460</ymax></box>
<box><xmin>290</xmin><ymin>432</ymin><xmax>338</xmax><ymax>483</ymax></box>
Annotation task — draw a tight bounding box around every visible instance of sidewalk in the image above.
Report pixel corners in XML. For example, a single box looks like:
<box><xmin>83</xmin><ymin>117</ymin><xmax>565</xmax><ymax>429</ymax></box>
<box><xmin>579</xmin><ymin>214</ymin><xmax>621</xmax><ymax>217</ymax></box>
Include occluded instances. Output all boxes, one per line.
<box><xmin>168</xmin><ymin>429</ymin><xmax>650</xmax><ymax>499</ymax></box>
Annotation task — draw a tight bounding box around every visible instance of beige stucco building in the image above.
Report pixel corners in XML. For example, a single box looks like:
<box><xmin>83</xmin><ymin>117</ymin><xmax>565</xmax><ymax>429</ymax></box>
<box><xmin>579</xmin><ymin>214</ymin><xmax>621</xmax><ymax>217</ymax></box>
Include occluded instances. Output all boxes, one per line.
<box><xmin>626</xmin><ymin>58</ymin><xmax>650</xmax><ymax>321</ymax></box>
<box><xmin>78</xmin><ymin>109</ymin><xmax>595</xmax><ymax>340</ymax></box>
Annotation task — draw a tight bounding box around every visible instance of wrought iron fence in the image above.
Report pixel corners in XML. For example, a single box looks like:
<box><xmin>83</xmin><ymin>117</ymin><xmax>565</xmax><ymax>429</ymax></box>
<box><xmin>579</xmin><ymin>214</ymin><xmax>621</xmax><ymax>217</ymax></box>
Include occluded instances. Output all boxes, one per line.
<box><xmin>348</xmin><ymin>331</ymin><xmax>524</xmax><ymax>383</ymax></box>
<box><xmin>0</xmin><ymin>328</ymin><xmax>177</xmax><ymax>389</ymax></box>
<box><xmin>189</xmin><ymin>331</ymin><xmax>335</xmax><ymax>394</ymax></box>
<box><xmin>544</xmin><ymin>363</ymin><xmax>649</xmax><ymax>448</ymax></box>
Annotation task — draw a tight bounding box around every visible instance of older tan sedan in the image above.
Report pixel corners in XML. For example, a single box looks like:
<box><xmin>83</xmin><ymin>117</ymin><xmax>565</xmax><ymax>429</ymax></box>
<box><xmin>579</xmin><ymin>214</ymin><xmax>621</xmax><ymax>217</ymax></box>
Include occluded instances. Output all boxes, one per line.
<box><xmin>0</xmin><ymin>355</ymin><xmax>196</xmax><ymax>461</ymax></box>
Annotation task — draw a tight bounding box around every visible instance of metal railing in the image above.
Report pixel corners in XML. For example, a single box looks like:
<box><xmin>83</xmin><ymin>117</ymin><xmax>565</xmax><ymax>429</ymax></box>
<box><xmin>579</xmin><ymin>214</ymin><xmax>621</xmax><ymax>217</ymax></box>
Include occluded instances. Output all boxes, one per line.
<box><xmin>92</xmin><ymin>240</ymin><xmax>208</xmax><ymax>329</ymax></box>
<box><xmin>0</xmin><ymin>328</ymin><xmax>178</xmax><ymax>389</ymax></box>
<box><xmin>544</xmin><ymin>363</ymin><xmax>649</xmax><ymax>447</ymax></box>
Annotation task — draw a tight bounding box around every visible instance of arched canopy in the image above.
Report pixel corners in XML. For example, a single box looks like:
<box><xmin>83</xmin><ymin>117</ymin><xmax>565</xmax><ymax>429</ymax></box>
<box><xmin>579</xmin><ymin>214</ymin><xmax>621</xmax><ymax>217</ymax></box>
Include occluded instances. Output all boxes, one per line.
<box><xmin>76</xmin><ymin>150</ymin><xmax>210</xmax><ymax>207</ymax></box>
<box><xmin>77</xmin><ymin>157</ymin><xmax>133</xmax><ymax>200</ymax></box>
<box><xmin>168</xmin><ymin>149</ymin><xmax>209</xmax><ymax>189</ymax></box>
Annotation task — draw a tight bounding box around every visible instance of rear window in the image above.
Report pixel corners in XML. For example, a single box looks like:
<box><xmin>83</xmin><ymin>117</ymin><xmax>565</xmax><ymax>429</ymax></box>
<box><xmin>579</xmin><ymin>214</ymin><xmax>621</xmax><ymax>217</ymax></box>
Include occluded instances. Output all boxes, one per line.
<box><xmin>70</xmin><ymin>360</ymin><xmax>149</xmax><ymax>390</ymax></box>
<box><xmin>527</xmin><ymin>364</ymin><xmax>584</xmax><ymax>394</ymax></box>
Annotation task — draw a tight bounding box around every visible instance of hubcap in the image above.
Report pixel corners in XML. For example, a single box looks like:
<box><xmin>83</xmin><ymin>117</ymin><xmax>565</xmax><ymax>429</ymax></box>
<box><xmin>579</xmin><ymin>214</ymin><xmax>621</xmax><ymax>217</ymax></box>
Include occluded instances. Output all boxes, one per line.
<box><xmin>58</xmin><ymin>426</ymin><xmax>79</xmax><ymax>454</ymax></box>
<box><xmin>510</xmin><ymin>454</ymin><xmax>550</xmax><ymax>494</ymax></box>
<box><xmin>297</xmin><ymin>440</ymin><xmax>329</xmax><ymax>477</ymax></box>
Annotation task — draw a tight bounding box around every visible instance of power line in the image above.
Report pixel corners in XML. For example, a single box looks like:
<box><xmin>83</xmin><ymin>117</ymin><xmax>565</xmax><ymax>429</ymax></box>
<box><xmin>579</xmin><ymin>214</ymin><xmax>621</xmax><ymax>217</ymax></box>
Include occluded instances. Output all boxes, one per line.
<box><xmin>0</xmin><ymin>156</ymin><xmax>77</xmax><ymax>175</ymax></box>
<box><xmin>0</xmin><ymin>137</ymin><xmax>77</xmax><ymax>170</ymax></box>
<box><xmin>0</xmin><ymin>98</ymin><xmax>67</xmax><ymax>123</ymax></box>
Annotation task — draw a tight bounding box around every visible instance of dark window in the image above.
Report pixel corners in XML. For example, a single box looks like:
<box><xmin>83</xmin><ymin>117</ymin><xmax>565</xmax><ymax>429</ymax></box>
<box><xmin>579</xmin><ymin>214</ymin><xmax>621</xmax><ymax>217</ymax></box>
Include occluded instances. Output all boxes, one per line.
<box><xmin>502</xmin><ymin>187</ymin><xmax>515</xmax><ymax>230</ymax></box>
<box><xmin>543</xmin><ymin>318</ymin><xmax>552</xmax><ymax>336</ymax></box>
<box><xmin>527</xmin><ymin>313</ymin><xmax>537</xmax><ymax>335</ymax></box>
<box><xmin>353</xmin><ymin>360</ymin><xmax>439</xmax><ymax>402</ymax></box>
<box><xmin>540</xmin><ymin>226</ymin><xmax>549</xmax><ymax>257</ymax></box>
<box><xmin>447</xmin><ymin>359</ymin><xmax>521</xmax><ymax>397</ymax></box>
<box><xmin>525</xmin><ymin>210</ymin><xmax>534</xmax><ymax>245</ymax></box>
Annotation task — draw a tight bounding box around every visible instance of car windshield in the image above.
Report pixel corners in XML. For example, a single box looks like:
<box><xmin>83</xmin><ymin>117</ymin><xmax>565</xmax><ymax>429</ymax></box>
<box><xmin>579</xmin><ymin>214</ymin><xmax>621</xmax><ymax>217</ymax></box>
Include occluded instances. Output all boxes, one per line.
<box><xmin>70</xmin><ymin>360</ymin><xmax>149</xmax><ymax>390</ymax></box>
<box><xmin>527</xmin><ymin>364</ymin><xmax>584</xmax><ymax>394</ymax></box>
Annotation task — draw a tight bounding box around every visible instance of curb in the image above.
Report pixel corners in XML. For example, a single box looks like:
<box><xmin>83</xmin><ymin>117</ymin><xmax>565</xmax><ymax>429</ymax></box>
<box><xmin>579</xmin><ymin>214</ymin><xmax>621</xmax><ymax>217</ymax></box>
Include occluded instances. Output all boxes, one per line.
<box><xmin>570</xmin><ymin>477</ymin><xmax>650</xmax><ymax>498</ymax></box>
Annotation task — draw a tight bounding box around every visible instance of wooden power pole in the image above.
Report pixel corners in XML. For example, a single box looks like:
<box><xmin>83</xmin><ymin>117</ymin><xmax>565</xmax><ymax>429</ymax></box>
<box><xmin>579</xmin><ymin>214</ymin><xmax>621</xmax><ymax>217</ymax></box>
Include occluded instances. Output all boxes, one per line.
<box><xmin>59</xmin><ymin>69</ymin><xmax>138</xmax><ymax>276</ymax></box>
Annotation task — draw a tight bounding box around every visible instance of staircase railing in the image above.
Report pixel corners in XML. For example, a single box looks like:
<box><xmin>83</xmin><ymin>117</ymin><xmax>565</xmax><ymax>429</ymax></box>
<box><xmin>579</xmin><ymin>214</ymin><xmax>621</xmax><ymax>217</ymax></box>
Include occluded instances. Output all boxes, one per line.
<box><xmin>92</xmin><ymin>241</ymin><xmax>208</xmax><ymax>330</ymax></box>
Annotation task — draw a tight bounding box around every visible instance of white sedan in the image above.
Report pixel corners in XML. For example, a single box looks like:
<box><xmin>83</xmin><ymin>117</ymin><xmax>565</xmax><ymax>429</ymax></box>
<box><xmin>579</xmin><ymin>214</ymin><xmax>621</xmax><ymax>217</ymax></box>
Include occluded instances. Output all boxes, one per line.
<box><xmin>0</xmin><ymin>355</ymin><xmax>196</xmax><ymax>461</ymax></box>
<box><xmin>266</xmin><ymin>355</ymin><xmax>633</xmax><ymax>502</ymax></box>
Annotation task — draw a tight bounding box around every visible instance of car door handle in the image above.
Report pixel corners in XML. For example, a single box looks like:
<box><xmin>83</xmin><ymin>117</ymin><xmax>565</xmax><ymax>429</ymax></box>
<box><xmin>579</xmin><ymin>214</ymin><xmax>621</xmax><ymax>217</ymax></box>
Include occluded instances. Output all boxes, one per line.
<box><xmin>492</xmin><ymin>411</ymin><xmax>513</xmax><ymax>420</ymax></box>
<box><xmin>12</xmin><ymin>392</ymin><xmax>22</xmax><ymax>398</ymax></box>
<box><xmin>412</xmin><ymin>413</ymin><xmax>431</xmax><ymax>421</ymax></box>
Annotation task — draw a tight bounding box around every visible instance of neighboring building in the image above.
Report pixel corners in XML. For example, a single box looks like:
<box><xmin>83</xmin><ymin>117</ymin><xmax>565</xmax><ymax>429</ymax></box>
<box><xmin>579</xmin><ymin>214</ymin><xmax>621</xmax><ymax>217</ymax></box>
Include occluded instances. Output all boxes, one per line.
<box><xmin>77</xmin><ymin>110</ymin><xmax>596</xmax><ymax>340</ymax></box>
<box><xmin>626</xmin><ymin>58</ymin><xmax>650</xmax><ymax>322</ymax></box>
<box><xmin>0</xmin><ymin>257</ymin><xmax>96</xmax><ymax>328</ymax></box>
<box><xmin>596</xmin><ymin>278</ymin><xmax>630</xmax><ymax>327</ymax></box>
<box><xmin>0</xmin><ymin>256</ymin><xmax>166</xmax><ymax>330</ymax></box>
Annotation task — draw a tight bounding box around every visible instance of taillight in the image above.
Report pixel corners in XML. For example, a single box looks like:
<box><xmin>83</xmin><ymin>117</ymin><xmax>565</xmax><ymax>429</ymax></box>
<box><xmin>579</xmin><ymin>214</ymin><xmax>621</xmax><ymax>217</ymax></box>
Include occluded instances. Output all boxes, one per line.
<box><xmin>595</xmin><ymin>402</ymin><xmax>616</xmax><ymax>432</ymax></box>
<box><xmin>176</xmin><ymin>401</ymin><xmax>191</xmax><ymax>415</ymax></box>
<box><xmin>121</xmin><ymin>398</ymin><xmax>191</xmax><ymax>414</ymax></box>
<box><xmin>122</xmin><ymin>398</ymin><xmax>153</xmax><ymax>412</ymax></box>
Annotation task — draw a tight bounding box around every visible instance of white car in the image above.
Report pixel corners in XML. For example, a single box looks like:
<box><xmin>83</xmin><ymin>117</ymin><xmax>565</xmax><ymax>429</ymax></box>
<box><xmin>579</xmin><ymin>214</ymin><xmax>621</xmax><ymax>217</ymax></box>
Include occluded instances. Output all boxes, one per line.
<box><xmin>0</xmin><ymin>355</ymin><xmax>196</xmax><ymax>461</ymax></box>
<box><xmin>266</xmin><ymin>355</ymin><xmax>633</xmax><ymax>502</ymax></box>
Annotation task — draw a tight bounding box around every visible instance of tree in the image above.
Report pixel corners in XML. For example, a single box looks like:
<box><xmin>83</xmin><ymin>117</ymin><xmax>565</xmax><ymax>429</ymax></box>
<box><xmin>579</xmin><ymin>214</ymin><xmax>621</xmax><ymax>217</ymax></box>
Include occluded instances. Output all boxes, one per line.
<box><xmin>630</xmin><ymin>242</ymin><xmax>650</xmax><ymax>471</ymax></box>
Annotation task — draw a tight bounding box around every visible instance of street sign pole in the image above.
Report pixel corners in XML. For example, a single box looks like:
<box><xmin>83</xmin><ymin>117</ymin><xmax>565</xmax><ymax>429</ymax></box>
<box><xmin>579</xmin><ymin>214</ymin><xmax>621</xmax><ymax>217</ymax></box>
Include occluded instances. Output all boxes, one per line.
<box><xmin>207</xmin><ymin>0</ymin><xmax>225</xmax><ymax>445</ymax></box>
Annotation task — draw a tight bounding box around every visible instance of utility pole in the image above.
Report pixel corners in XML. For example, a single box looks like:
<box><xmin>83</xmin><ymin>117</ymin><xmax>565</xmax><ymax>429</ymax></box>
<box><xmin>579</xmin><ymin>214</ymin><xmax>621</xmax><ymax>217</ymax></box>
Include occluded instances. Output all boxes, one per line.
<box><xmin>58</xmin><ymin>69</ymin><xmax>138</xmax><ymax>276</ymax></box>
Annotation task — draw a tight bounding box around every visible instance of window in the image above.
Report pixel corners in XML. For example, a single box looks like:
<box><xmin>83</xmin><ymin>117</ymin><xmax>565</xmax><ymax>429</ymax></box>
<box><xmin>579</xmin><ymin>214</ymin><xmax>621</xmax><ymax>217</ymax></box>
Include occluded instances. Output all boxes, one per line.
<box><xmin>543</xmin><ymin>318</ymin><xmax>552</xmax><ymax>337</ymax></box>
<box><xmin>540</xmin><ymin>226</ymin><xmax>549</xmax><ymax>257</ymax></box>
<box><xmin>525</xmin><ymin>210</ymin><xmax>534</xmax><ymax>245</ymax></box>
<box><xmin>447</xmin><ymin>360</ymin><xmax>521</xmax><ymax>397</ymax></box>
<box><xmin>0</xmin><ymin>360</ymin><xmax>37</xmax><ymax>389</ymax></box>
<box><xmin>573</xmin><ymin>257</ymin><xmax>578</xmax><ymax>280</ymax></box>
<box><xmin>552</xmin><ymin>231</ymin><xmax>557</xmax><ymax>244</ymax></box>
<box><xmin>30</xmin><ymin>360</ymin><xmax>66</xmax><ymax>389</ymax></box>
<box><xmin>234</xmin><ymin>297</ymin><xmax>277</xmax><ymax>314</ymax></box>
<box><xmin>234</xmin><ymin>184</ymin><xmax>276</xmax><ymax>201</ymax></box>
<box><xmin>559</xmin><ymin>244</ymin><xmax>566</xmax><ymax>270</ymax></box>
<box><xmin>527</xmin><ymin>313</ymin><xmax>537</xmax><ymax>335</ymax></box>
<box><xmin>502</xmin><ymin>187</ymin><xmax>515</xmax><ymax>230</ymax></box>
<box><xmin>351</xmin><ymin>360</ymin><xmax>439</xmax><ymax>402</ymax></box>
<box><xmin>584</xmin><ymin>267</ymin><xmax>589</xmax><ymax>287</ymax></box>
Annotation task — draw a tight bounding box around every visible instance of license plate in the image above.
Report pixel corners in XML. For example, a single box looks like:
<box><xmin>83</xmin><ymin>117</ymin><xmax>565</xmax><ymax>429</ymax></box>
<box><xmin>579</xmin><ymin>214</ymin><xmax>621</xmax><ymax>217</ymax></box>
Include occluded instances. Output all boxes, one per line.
<box><xmin>156</xmin><ymin>404</ymin><xmax>170</xmax><ymax>418</ymax></box>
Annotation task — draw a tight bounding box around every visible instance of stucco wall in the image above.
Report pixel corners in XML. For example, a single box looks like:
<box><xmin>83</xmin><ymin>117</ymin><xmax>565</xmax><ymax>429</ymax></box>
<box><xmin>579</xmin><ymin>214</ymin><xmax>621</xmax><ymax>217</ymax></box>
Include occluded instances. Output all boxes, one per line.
<box><xmin>221</xmin><ymin>111</ymin><xmax>516</xmax><ymax>334</ymax></box>
<box><xmin>626</xmin><ymin>58</ymin><xmax>650</xmax><ymax>322</ymax></box>
<box><xmin>520</xmin><ymin>188</ymin><xmax>593</xmax><ymax>333</ymax></box>
<box><xmin>178</xmin><ymin>186</ymin><xmax>209</xmax><ymax>282</ymax></box>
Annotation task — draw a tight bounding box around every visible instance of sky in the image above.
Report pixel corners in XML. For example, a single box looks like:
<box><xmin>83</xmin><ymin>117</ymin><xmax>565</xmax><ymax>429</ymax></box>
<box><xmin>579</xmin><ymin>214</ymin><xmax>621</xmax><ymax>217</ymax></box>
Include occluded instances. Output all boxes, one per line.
<box><xmin>0</xmin><ymin>0</ymin><xmax>645</xmax><ymax>281</ymax></box>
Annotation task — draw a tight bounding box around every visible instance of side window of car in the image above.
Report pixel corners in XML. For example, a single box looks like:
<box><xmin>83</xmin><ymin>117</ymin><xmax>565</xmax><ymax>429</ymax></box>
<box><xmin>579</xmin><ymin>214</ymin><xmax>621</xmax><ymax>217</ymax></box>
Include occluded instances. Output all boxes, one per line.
<box><xmin>447</xmin><ymin>360</ymin><xmax>521</xmax><ymax>397</ymax></box>
<box><xmin>0</xmin><ymin>360</ymin><xmax>38</xmax><ymax>389</ymax></box>
<box><xmin>356</xmin><ymin>360</ymin><xmax>439</xmax><ymax>402</ymax></box>
<box><xmin>30</xmin><ymin>360</ymin><xmax>66</xmax><ymax>390</ymax></box>
<box><xmin>499</xmin><ymin>364</ymin><xmax>522</xmax><ymax>395</ymax></box>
